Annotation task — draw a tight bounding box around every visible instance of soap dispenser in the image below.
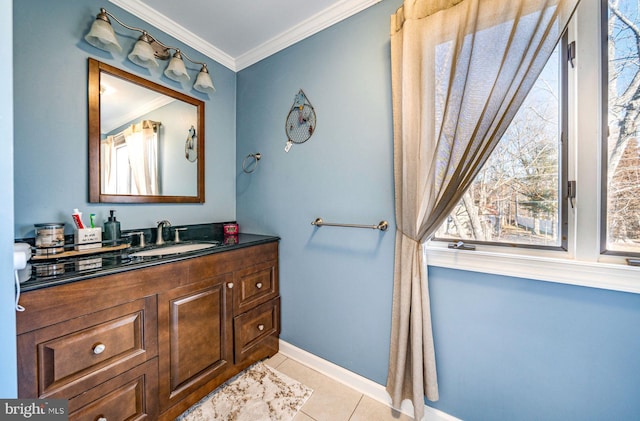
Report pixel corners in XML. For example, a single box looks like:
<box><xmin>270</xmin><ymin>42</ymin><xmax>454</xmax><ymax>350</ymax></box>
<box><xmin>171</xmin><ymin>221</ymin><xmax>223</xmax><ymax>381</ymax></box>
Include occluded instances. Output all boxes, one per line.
<box><xmin>103</xmin><ymin>210</ymin><xmax>121</xmax><ymax>245</ymax></box>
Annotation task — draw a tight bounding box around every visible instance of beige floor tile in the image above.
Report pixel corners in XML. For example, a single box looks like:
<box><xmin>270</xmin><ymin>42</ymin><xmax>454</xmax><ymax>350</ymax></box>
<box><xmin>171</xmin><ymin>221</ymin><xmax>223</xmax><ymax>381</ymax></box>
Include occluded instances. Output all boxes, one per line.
<box><xmin>275</xmin><ymin>358</ymin><xmax>335</xmax><ymax>390</ymax></box>
<box><xmin>300</xmin><ymin>384</ymin><xmax>361</xmax><ymax>421</ymax></box>
<box><xmin>293</xmin><ymin>410</ymin><xmax>317</xmax><ymax>421</ymax></box>
<box><xmin>270</xmin><ymin>358</ymin><xmax>408</xmax><ymax>421</ymax></box>
<box><xmin>264</xmin><ymin>352</ymin><xmax>288</xmax><ymax>369</ymax></box>
<box><xmin>349</xmin><ymin>395</ymin><xmax>413</xmax><ymax>421</ymax></box>
<box><xmin>276</xmin><ymin>359</ymin><xmax>362</xmax><ymax>421</ymax></box>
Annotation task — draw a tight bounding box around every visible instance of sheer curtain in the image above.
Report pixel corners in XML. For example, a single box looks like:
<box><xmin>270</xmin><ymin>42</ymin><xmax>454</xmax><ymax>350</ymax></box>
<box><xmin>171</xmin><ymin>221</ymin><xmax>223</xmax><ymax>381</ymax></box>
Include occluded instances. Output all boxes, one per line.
<box><xmin>124</xmin><ymin>120</ymin><xmax>159</xmax><ymax>195</ymax></box>
<box><xmin>101</xmin><ymin>135</ymin><xmax>117</xmax><ymax>194</ymax></box>
<box><xmin>386</xmin><ymin>0</ymin><xmax>581</xmax><ymax>419</ymax></box>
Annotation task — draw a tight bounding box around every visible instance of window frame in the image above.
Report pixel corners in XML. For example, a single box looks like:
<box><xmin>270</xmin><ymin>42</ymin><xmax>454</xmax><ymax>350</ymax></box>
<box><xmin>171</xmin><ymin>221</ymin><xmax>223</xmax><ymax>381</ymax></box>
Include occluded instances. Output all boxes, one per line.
<box><xmin>434</xmin><ymin>33</ymin><xmax>570</xmax><ymax>252</ymax></box>
<box><xmin>425</xmin><ymin>0</ymin><xmax>640</xmax><ymax>294</ymax></box>
<box><xmin>599</xmin><ymin>0</ymin><xmax>640</xmax><ymax>259</ymax></box>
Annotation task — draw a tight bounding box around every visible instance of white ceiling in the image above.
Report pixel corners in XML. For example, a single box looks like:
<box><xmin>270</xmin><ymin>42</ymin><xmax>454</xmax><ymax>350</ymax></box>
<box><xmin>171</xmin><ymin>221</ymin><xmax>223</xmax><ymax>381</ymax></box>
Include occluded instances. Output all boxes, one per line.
<box><xmin>108</xmin><ymin>0</ymin><xmax>382</xmax><ymax>71</ymax></box>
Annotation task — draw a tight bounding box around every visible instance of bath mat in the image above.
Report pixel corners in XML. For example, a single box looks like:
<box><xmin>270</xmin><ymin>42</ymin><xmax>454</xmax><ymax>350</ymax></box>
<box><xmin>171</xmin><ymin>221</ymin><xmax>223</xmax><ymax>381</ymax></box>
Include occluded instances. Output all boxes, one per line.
<box><xmin>176</xmin><ymin>361</ymin><xmax>313</xmax><ymax>421</ymax></box>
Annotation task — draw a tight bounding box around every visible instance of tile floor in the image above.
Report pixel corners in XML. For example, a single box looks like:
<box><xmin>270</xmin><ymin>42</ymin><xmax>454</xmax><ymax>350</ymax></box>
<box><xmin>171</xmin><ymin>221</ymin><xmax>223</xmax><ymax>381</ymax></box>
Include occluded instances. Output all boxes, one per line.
<box><xmin>264</xmin><ymin>353</ymin><xmax>413</xmax><ymax>421</ymax></box>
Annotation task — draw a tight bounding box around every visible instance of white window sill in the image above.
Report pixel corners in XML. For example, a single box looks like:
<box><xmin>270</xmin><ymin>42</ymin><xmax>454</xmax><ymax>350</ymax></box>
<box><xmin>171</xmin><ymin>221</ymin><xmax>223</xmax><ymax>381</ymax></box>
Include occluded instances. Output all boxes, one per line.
<box><xmin>426</xmin><ymin>244</ymin><xmax>640</xmax><ymax>294</ymax></box>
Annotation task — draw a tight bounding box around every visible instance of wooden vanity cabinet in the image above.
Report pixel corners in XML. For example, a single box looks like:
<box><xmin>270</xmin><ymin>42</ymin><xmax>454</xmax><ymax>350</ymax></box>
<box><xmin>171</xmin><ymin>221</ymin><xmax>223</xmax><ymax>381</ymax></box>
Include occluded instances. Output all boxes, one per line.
<box><xmin>157</xmin><ymin>273</ymin><xmax>234</xmax><ymax>413</ymax></box>
<box><xmin>67</xmin><ymin>358</ymin><xmax>158</xmax><ymax>421</ymax></box>
<box><xmin>156</xmin><ymin>242</ymin><xmax>280</xmax><ymax>420</ymax></box>
<box><xmin>234</xmin><ymin>297</ymin><xmax>280</xmax><ymax>365</ymax></box>
<box><xmin>16</xmin><ymin>241</ymin><xmax>280</xmax><ymax>421</ymax></box>
<box><xmin>17</xmin><ymin>296</ymin><xmax>157</xmax><ymax>400</ymax></box>
<box><xmin>232</xmin><ymin>259</ymin><xmax>280</xmax><ymax>366</ymax></box>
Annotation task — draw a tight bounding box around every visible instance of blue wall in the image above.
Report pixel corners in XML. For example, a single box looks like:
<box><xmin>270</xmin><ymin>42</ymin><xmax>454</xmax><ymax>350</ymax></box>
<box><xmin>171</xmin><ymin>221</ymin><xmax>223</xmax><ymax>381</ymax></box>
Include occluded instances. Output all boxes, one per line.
<box><xmin>236</xmin><ymin>0</ymin><xmax>399</xmax><ymax>385</ymax></box>
<box><xmin>12</xmin><ymin>0</ymin><xmax>237</xmax><ymax>238</ymax></box>
<box><xmin>428</xmin><ymin>267</ymin><xmax>640</xmax><ymax>420</ymax></box>
<box><xmin>1</xmin><ymin>0</ymin><xmax>16</xmax><ymax>398</ymax></box>
<box><xmin>236</xmin><ymin>1</ymin><xmax>640</xmax><ymax>420</ymax></box>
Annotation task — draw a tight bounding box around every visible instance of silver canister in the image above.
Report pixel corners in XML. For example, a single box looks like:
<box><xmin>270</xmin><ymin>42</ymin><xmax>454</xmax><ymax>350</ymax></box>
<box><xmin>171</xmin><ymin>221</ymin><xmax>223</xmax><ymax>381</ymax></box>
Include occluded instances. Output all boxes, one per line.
<box><xmin>35</xmin><ymin>223</ymin><xmax>65</xmax><ymax>256</ymax></box>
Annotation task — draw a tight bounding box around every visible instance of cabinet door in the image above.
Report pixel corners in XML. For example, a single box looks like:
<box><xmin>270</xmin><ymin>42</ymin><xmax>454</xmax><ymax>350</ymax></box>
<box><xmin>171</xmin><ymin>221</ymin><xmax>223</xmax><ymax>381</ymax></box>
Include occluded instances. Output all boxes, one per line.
<box><xmin>234</xmin><ymin>297</ymin><xmax>280</xmax><ymax>365</ymax></box>
<box><xmin>157</xmin><ymin>274</ymin><xmax>233</xmax><ymax>412</ymax></box>
<box><xmin>68</xmin><ymin>358</ymin><xmax>158</xmax><ymax>421</ymax></box>
<box><xmin>232</xmin><ymin>259</ymin><xmax>279</xmax><ymax>314</ymax></box>
<box><xmin>17</xmin><ymin>296</ymin><xmax>157</xmax><ymax>400</ymax></box>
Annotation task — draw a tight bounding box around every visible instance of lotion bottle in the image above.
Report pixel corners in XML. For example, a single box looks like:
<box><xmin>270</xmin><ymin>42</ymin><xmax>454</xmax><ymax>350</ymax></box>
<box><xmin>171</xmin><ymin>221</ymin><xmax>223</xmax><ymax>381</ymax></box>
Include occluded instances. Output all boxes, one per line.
<box><xmin>103</xmin><ymin>210</ymin><xmax>121</xmax><ymax>245</ymax></box>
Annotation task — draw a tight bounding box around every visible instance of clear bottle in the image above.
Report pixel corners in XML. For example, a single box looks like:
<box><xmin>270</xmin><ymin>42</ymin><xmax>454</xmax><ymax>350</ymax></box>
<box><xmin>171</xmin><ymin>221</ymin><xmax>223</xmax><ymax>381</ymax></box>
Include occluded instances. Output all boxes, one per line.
<box><xmin>103</xmin><ymin>210</ymin><xmax>121</xmax><ymax>245</ymax></box>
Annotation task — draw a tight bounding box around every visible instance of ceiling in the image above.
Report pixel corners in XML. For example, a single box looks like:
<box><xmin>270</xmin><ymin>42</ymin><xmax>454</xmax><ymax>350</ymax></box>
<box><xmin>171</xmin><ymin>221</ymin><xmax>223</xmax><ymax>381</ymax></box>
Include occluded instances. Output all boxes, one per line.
<box><xmin>108</xmin><ymin>0</ymin><xmax>382</xmax><ymax>72</ymax></box>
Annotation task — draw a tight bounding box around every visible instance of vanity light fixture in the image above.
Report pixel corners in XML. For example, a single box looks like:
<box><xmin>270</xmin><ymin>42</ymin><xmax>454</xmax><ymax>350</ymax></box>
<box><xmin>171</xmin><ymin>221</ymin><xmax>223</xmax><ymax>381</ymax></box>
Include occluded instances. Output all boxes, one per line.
<box><xmin>165</xmin><ymin>50</ymin><xmax>190</xmax><ymax>83</ymax></box>
<box><xmin>128</xmin><ymin>31</ymin><xmax>159</xmax><ymax>69</ymax></box>
<box><xmin>84</xmin><ymin>8</ymin><xmax>215</xmax><ymax>94</ymax></box>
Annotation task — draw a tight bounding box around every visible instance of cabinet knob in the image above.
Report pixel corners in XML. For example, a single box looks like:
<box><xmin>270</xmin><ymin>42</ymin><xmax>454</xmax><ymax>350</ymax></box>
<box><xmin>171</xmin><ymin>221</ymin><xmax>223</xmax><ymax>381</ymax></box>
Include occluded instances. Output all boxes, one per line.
<box><xmin>257</xmin><ymin>324</ymin><xmax>265</xmax><ymax>331</ymax></box>
<box><xmin>96</xmin><ymin>417</ymin><xmax>107</xmax><ymax>421</ymax></box>
<box><xmin>227</xmin><ymin>282</ymin><xmax>234</xmax><ymax>289</ymax></box>
<box><xmin>256</xmin><ymin>282</ymin><xmax>263</xmax><ymax>289</ymax></box>
<box><xmin>93</xmin><ymin>343</ymin><xmax>106</xmax><ymax>355</ymax></box>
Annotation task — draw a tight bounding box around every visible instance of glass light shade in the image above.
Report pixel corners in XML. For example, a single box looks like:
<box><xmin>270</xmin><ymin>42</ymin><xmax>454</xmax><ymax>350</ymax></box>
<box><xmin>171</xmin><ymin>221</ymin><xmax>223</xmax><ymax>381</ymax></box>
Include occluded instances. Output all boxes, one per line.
<box><xmin>85</xmin><ymin>19</ymin><xmax>122</xmax><ymax>53</ymax></box>
<box><xmin>193</xmin><ymin>67</ymin><xmax>215</xmax><ymax>94</ymax></box>
<box><xmin>164</xmin><ymin>56</ymin><xmax>190</xmax><ymax>83</ymax></box>
<box><xmin>128</xmin><ymin>39</ymin><xmax>159</xmax><ymax>69</ymax></box>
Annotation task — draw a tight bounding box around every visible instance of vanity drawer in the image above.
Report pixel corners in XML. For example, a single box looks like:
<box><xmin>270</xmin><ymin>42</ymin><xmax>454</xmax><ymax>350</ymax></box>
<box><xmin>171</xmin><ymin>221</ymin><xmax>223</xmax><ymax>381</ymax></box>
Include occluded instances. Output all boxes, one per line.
<box><xmin>232</xmin><ymin>259</ymin><xmax>278</xmax><ymax>313</ymax></box>
<box><xmin>17</xmin><ymin>296</ymin><xmax>157</xmax><ymax>400</ymax></box>
<box><xmin>234</xmin><ymin>297</ymin><xmax>280</xmax><ymax>364</ymax></box>
<box><xmin>68</xmin><ymin>358</ymin><xmax>158</xmax><ymax>421</ymax></box>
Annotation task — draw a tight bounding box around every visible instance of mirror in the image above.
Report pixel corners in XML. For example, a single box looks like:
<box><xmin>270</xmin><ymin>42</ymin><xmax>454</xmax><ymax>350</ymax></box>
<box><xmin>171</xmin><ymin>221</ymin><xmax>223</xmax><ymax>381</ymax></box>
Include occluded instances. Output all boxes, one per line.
<box><xmin>88</xmin><ymin>58</ymin><xmax>205</xmax><ymax>203</ymax></box>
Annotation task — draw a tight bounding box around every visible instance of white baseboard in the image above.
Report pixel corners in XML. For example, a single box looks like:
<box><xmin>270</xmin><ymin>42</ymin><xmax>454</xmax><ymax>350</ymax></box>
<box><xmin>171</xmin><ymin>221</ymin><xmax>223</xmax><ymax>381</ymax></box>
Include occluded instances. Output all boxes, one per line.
<box><xmin>278</xmin><ymin>340</ymin><xmax>459</xmax><ymax>421</ymax></box>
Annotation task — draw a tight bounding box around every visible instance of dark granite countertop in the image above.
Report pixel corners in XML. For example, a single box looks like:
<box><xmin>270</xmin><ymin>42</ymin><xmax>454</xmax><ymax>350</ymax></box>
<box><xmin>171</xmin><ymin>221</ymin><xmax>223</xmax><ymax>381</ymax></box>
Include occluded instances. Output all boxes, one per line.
<box><xmin>19</xmin><ymin>233</ymin><xmax>279</xmax><ymax>292</ymax></box>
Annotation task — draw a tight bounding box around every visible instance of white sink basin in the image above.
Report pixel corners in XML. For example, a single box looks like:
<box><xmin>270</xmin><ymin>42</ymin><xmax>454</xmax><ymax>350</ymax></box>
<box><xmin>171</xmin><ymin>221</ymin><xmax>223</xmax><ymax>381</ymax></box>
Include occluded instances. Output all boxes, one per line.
<box><xmin>129</xmin><ymin>243</ymin><xmax>217</xmax><ymax>257</ymax></box>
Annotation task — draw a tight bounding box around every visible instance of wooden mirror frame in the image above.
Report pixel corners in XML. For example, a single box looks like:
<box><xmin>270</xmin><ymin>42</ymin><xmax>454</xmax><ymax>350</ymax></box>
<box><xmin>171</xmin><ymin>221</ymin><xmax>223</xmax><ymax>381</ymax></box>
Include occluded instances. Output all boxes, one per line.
<box><xmin>88</xmin><ymin>58</ymin><xmax>205</xmax><ymax>203</ymax></box>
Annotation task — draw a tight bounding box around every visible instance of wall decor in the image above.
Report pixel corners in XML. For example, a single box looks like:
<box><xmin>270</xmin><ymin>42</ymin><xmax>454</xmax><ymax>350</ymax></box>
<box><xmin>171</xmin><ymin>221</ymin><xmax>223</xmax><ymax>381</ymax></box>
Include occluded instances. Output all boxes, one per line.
<box><xmin>284</xmin><ymin>90</ymin><xmax>316</xmax><ymax>152</ymax></box>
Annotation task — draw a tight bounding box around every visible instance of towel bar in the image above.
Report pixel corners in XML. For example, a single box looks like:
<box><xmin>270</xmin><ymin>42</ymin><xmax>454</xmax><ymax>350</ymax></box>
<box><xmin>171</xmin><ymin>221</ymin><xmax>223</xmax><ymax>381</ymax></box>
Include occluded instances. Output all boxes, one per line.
<box><xmin>311</xmin><ymin>217</ymin><xmax>388</xmax><ymax>231</ymax></box>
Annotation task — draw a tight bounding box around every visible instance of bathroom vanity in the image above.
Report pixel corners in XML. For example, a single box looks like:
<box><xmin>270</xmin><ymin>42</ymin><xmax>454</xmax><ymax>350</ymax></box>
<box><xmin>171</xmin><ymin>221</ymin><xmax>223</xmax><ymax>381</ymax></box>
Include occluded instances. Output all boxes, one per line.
<box><xmin>16</xmin><ymin>234</ymin><xmax>280</xmax><ymax>421</ymax></box>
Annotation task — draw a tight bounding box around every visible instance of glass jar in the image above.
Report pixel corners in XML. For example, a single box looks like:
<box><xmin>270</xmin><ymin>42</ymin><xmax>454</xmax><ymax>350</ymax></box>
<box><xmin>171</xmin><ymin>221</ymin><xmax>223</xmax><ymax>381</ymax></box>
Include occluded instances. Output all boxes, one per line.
<box><xmin>35</xmin><ymin>223</ymin><xmax>65</xmax><ymax>256</ymax></box>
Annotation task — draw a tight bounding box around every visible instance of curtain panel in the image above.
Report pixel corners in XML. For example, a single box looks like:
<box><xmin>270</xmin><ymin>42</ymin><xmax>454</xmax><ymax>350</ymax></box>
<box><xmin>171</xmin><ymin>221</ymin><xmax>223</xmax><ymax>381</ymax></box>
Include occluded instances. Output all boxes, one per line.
<box><xmin>101</xmin><ymin>135</ymin><xmax>117</xmax><ymax>194</ymax></box>
<box><xmin>124</xmin><ymin>120</ymin><xmax>159</xmax><ymax>196</ymax></box>
<box><xmin>387</xmin><ymin>0</ymin><xmax>581</xmax><ymax>419</ymax></box>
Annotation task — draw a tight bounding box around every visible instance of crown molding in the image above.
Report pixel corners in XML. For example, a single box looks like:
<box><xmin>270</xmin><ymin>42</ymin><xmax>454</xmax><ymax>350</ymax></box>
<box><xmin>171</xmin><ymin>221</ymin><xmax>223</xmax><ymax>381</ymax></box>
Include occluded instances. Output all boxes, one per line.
<box><xmin>235</xmin><ymin>0</ymin><xmax>382</xmax><ymax>71</ymax></box>
<box><xmin>109</xmin><ymin>0</ymin><xmax>381</xmax><ymax>73</ymax></box>
<box><xmin>108</xmin><ymin>0</ymin><xmax>236</xmax><ymax>71</ymax></box>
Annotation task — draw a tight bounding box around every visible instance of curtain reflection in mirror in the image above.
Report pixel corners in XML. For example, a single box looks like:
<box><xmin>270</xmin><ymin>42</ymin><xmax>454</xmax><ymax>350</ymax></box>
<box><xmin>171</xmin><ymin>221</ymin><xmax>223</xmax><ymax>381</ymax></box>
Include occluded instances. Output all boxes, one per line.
<box><xmin>101</xmin><ymin>120</ymin><xmax>160</xmax><ymax>195</ymax></box>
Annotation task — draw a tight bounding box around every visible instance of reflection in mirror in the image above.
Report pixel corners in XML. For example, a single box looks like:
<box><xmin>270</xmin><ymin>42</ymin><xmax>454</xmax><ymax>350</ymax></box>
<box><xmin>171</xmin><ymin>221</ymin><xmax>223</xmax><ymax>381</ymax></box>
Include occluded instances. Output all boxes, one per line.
<box><xmin>101</xmin><ymin>119</ymin><xmax>162</xmax><ymax>195</ymax></box>
<box><xmin>89</xmin><ymin>58</ymin><xmax>205</xmax><ymax>203</ymax></box>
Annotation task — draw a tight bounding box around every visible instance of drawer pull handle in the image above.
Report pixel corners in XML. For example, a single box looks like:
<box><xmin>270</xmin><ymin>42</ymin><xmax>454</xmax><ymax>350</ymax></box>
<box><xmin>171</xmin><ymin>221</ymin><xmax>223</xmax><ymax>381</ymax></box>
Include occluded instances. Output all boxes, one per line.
<box><xmin>256</xmin><ymin>282</ymin><xmax>263</xmax><ymax>289</ymax></box>
<box><xmin>258</xmin><ymin>324</ymin><xmax>265</xmax><ymax>331</ymax></box>
<box><xmin>97</xmin><ymin>417</ymin><xmax>107</xmax><ymax>421</ymax></box>
<box><xmin>227</xmin><ymin>282</ymin><xmax>234</xmax><ymax>289</ymax></box>
<box><xmin>93</xmin><ymin>343</ymin><xmax>106</xmax><ymax>355</ymax></box>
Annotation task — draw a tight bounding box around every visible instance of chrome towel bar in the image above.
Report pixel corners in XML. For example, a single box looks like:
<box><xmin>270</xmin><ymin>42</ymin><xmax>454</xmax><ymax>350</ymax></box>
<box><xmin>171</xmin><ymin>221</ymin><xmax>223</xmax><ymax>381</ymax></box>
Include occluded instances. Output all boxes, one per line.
<box><xmin>311</xmin><ymin>217</ymin><xmax>388</xmax><ymax>231</ymax></box>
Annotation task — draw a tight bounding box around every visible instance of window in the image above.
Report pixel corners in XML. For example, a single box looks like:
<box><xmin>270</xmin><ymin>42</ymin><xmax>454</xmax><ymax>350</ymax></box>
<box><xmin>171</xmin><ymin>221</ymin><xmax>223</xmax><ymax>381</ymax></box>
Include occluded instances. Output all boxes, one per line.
<box><xmin>435</xmin><ymin>42</ymin><xmax>567</xmax><ymax>250</ymax></box>
<box><xmin>101</xmin><ymin>121</ymin><xmax>160</xmax><ymax>196</ymax></box>
<box><xmin>427</xmin><ymin>0</ymin><xmax>640</xmax><ymax>292</ymax></box>
<box><xmin>603</xmin><ymin>0</ymin><xmax>640</xmax><ymax>256</ymax></box>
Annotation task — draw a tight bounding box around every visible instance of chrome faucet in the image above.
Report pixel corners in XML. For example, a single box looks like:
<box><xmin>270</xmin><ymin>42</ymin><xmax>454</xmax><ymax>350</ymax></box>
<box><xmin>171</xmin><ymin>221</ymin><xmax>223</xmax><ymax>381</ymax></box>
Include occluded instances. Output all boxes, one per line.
<box><xmin>122</xmin><ymin>231</ymin><xmax>145</xmax><ymax>248</ymax></box>
<box><xmin>156</xmin><ymin>220</ymin><xmax>171</xmax><ymax>245</ymax></box>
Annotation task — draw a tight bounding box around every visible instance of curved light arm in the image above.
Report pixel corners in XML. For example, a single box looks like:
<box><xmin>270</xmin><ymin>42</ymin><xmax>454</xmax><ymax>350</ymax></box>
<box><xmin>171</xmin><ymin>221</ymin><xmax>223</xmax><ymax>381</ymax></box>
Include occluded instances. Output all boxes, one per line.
<box><xmin>173</xmin><ymin>49</ymin><xmax>207</xmax><ymax>67</ymax></box>
<box><xmin>98</xmin><ymin>8</ymin><xmax>146</xmax><ymax>35</ymax></box>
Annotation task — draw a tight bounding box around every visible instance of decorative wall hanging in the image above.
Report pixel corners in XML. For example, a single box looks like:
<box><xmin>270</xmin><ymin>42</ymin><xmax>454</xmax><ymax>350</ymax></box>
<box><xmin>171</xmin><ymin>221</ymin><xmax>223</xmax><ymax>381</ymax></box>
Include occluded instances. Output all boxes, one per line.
<box><xmin>185</xmin><ymin>125</ymin><xmax>197</xmax><ymax>162</ymax></box>
<box><xmin>284</xmin><ymin>90</ymin><xmax>316</xmax><ymax>152</ymax></box>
